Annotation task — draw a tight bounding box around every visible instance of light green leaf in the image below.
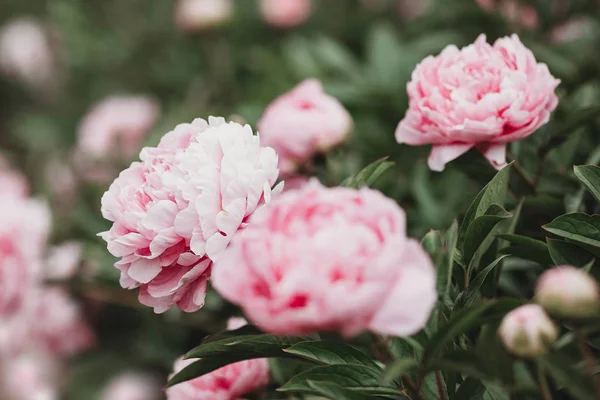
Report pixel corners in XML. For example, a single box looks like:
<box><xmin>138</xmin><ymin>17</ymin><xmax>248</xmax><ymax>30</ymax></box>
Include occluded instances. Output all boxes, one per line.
<box><xmin>543</xmin><ymin>213</ymin><xmax>600</xmax><ymax>250</ymax></box>
<box><xmin>455</xmin><ymin>255</ymin><xmax>510</xmax><ymax>309</ymax></box>
<box><xmin>283</xmin><ymin>341</ymin><xmax>380</xmax><ymax>369</ymax></box>
<box><xmin>278</xmin><ymin>364</ymin><xmax>383</xmax><ymax>392</ymax></box>
<box><xmin>185</xmin><ymin>334</ymin><xmax>313</xmax><ymax>359</ymax></box>
<box><xmin>343</xmin><ymin>157</ymin><xmax>395</xmax><ymax>188</ymax></box>
<box><xmin>463</xmin><ymin>205</ymin><xmax>512</xmax><ymax>266</ymax></box>
<box><xmin>439</xmin><ymin>221</ymin><xmax>459</xmax><ymax>297</ymax></box>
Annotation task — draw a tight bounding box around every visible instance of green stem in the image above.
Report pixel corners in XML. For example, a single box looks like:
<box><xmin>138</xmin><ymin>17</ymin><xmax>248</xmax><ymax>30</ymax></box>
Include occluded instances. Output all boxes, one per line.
<box><xmin>577</xmin><ymin>330</ymin><xmax>600</xmax><ymax>399</ymax></box>
<box><xmin>371</xmin><ymin>333</ymin><xmax>396</xmax><ymax>364</ymax></box>
<box><xmin>536</xmin><ymin>362</ymin><xmax>552</xmax><ymax>400</ymax></box>
<box><xmin>435</xmin><ymin>371</ymin><xmax>446</xmax><ymax>400</ymax></box>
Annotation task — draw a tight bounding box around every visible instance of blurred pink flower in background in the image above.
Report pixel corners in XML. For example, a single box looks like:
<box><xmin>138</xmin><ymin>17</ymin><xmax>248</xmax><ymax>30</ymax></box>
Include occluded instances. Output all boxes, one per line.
<box><xmin>212</xmin><ymin>180</ymin><xmax>437</xmax><ymax>337</ymax></box>
<box><xmin>100</xmin><ymin>117</ymin><xmax>280</xmax><ymax>313</ymax></box>
<box><xmin>282</xmin><ymin>175</ymin><xmax>309</xmax><ymax>192</ymax></box>
<box><xmin>1</xmin><ymin>351</ymin><xmax>60</xmax><ymax>400</ymax></box>
<box><xmin>396</xmin><ymin>0</ymin><xmax>431</xmax><ymax>21</ymax></box>
<box><xmin>549</xmin><ymin>17</ymin><xmax>597</xmax><ymax>43</ymax></box>
<box><xmin>102</xmin><ymin>372</ymin><xmax>161</xmax><ymax>400</ymax></box>
<box><xmin>45</xmin><ymin>241</ymin><xmax>81</xmax><ymax>281</ymax></box>
<box><xmin>475</xmin><ymin>0</ymin><xmax>538</xmax><ymax>29</ymax></box>
<box><xmin>44</xmin><ymin>158</ymin><xmax>78</xmax><ymax>208</ymax></box>
<box><xmin>167</xmin><ymin>318</ymin><xmax>269</xmax><ymax>400</ymax></box>
<box><xmin>258</xmin><ymin>79</ymin><xmax>352</xmax><ymax>176</ymax></box>
<box><xmin>396</xmin><ymin>34</ymin><xmax>560</xmax><ymax>171</ymax></box>
<box><xmin>0</xmin><ymin>158</ymin><xmax>28</xmax><ymax>199</ymax></box>
<box><xmin>175</xmin><ymin>0</ymin><xmax>233</xmax><ymax>31</ymax></box>
<box><xmin>260</xmin><ymin>0</ymin><xmax>312</xmax><ymax>28</ymax></box>
<box><xmin>31</xmin><ymin>287</ymin><xmax>94</xmax><ymax>357</ymax></box>
<box><xmin>75</xmin><ymin>95</ymin><xmax>160</xmax><ymax>182</ymax></box>
<box><xmin>0</xmin><ymin>17</ymin><xmax>61</xmax><ymax>97</ymax></box>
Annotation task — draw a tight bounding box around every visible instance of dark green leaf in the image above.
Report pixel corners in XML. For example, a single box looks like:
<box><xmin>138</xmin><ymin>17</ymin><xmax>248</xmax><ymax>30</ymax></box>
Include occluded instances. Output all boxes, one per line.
<box><xmin>380</xmin><ymin>357</ymin><xmax>419</xmax><ymax>385</ymax></box>
<box><xmin>427</xmin><ymin>350</ymin><xmax>488</xmax><ymax>380</ymax></box>
<box><xmin>574</xmin><ymin>165</ymin><xmax>600</xmax><ymax>203</ymax></box>
<box><xmin>168</xmin><ymin>357</ymin><xmax>240</xmax><ymax>387</ymax></box>
<box><xmin>539</xmin><ymin>106</ymin><xmax>600</xmax><ymax>157</ymax></box>
<box><xmin>463</xmin><ymin>205</ymin><xmax>512</xmax><ymax>266</ymax></box>
<box><xmin>422</xmin><ymin>230</ymin><xmax>444</xmax><ymax>255</ymax></box>
<box><xmin>283</xmin><ymin>341</ymin><xmax>380</xmax><ymax>369</ymax></box>
<box><xmin>185</xmin><ymin>334</ymin><xmax>312</xmax><ymax>359</ymax></box>
<box><xmin>547</xmin><ymin>238</ymin><xmax>595</xmax><ymax>267</ymax></box>
<box><xmin>543</xmin><ymin>213</ymin><xmax>600</xmax><ymax>250</ymax></box>
<box><xmin>278</xmin><ymin>364</ymin><xmax>383</xmax><ymax>392</ymax></box>
<box><xmin>307</xmin><ymin>381</ymin><xmax>372</xmax><ymax>400</ymax></box>
<box><xmin>498</xmin><ymin>234</ymin><xmax>553</xmax><ymax>265</ymax></box>
<box><xmin>540</xmin><ymin>353</ymin><xmax>596</xmax><ymax>400</ymax></box>
<box><xmin>344</xmin><ymin>157</ymin><xmax>395</xmax><ymax>188</ymax></box>
<box><xmin>458</xmin><ymin>162</ymin><xmax>513</xmax><ymax>245</ymax></box>
<box><xmin>439</xmin><ymin>221</ymin><xmax>459</xmax><ymax>297</ymax></box>
<box><xmin>452</xmin><ymin>377</ymin><xmax>485</xmax><ymax>400</ymax></box>
<box><xmin>455</xmin><ymin>255</ymin><xmax>510</xmax><ymax>309</ymax></box>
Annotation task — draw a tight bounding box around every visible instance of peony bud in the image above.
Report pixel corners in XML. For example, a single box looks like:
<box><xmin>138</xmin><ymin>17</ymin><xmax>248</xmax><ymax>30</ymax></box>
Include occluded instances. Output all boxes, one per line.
<box><xmin>535</xmin><ymin>265</ymin><xmax>600</xmax><ymax>318</ymax></box>
<box><xmin>260</xmin><ymin>0</ymin><xmax>312</xmax><ymax>28</ymax></box>
<box><xmin>175</xmin><ymin>0</ymin><xmax>233</xmax><ymax>31</ymax></box>
<box><xmin>499</xmin><ymin>304</ymin><xmax>558</xmax><ymax>357</ymax></box>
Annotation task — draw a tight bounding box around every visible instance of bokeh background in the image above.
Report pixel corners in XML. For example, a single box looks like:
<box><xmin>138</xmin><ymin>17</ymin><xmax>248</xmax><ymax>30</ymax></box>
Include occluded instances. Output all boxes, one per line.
<box><xmin>0</xmin><ymin>0</ymin><xmax>599</xmax><ymax>398</ymax></box>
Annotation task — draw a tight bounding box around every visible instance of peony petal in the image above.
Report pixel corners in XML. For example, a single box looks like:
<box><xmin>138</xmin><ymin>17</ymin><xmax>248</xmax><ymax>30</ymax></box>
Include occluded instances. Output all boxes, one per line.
<box><xmin>427</xmin><ymin>143</ymin><xmax>473</xmax><ymax>172</ymax></box>
<box><xmin>141</xmin><ymin>200</ymin><xmax>178</xmax><ymax>231</ymax></box>
<box><xmin>477</xmin><ymin>143</ymin><xmax>507</xmax><ymax>170</ymax></box>
<box><xmin>127</xmin><ymin>258</ymin><xmax>163</xmax><ymax>284</ymax></box>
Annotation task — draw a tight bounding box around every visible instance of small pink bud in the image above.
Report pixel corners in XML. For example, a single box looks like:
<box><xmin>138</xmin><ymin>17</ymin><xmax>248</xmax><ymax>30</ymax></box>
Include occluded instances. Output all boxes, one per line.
<box><xmin>535</xmin><ymin>265</ymin><xmax>600</xmax><ymax>318</ymax></box>
<box><xmin>499</xmin><ymin>304</ymin><xmax>558</xmax><ymax>357</ymax></box>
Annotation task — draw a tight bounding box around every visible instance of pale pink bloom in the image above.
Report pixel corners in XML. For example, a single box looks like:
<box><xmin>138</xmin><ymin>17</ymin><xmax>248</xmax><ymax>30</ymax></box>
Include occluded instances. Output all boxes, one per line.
<box><xmin>476</xmin><ymin>0</ymin><xmax>538</xmax><ymax>29</ymax></box>
<box><xmin>100</xmin><ymin>117</ymin><xmax>280</xmax><ymax>313</ymax></box>
<box><xmin>0</xmin><ymin>157</ymin><xmax>28</xmax><ymax>199</ymax></box>
<box><xmin>0</xmin><ymin>199</ymin><xmax>50</xmax><ymax>318</ymax></box>
<box><xmin>498</xmin><ymin>304</ymin><xmax>558</xmax><ymax>357</ymax></box>
<box><xmin>535</xmin><ymin>265</ymin><xmax>600</xmax><ymax>318</ymax></box>
<box><xmin>258</xmin><ymin>79</ymin><xmax>352</xmax><ymax>176</ymax></box>
<box><xmin>45</xmin><ymin>241</ymin><xmax>81</xmax><ymax>280</ymax></box>
<box><xmin>76</xmin><ymin>95</ymin><xmax>160</xmax><ymax>161</ymax></box>
<box><xmin>175</xmin><ymin>0</ymin><xmax>233</xmax><ymax>31</ymax></box>
<box><xmin>102</xmin><ymin>372</ymin><xmax>161</xmax><ymax>400</ymax></box>
<box><xmin>396</xmin><ymin>34</ymin><xmax>559</xmax><ymax>171</ymax></box>
<box><xmin>1</xmin><ymin>351</ymin><xmax>60</xmax><ymax>400</ymax></box>
<box><xmin>44</xmin><ymin>158</ymin><xmax>78</xmax><ymax>207</ymax></box>
<box><xmin>260</xmin><ymin>0</ymin><xmax>312</xmax><ymax>28</ymax></box>
<box><xmin>0</xmin><ymin>18</ymin><xmax>58</xmax><ymax>94</ymax></box>
<box><xmin>167</xmin><ymin>318</ymin><xmax>269</xmax><ymax>400</ymax></box>
<box><xmin>396</xmin><ymin>0</ymin><xmax>431</xmax><ymax>21</ymax></box>
<box><xmin>549</xmin><ymin>17</ymin><xmax>596</xmax><ymax>43</ymax></box>
<box><xmin>31</xmin><ymin>287</ymin><xmax>94</xmax><ymax>357</ymax></box>
<box><xmin>212</xmin><ymin>179</ymin><xmax>436</xmax><ymax>337</ymax></box>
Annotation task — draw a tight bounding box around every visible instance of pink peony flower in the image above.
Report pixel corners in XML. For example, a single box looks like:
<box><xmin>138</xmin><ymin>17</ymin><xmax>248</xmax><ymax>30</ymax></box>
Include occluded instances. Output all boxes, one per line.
<box><xmin>167</xmin><ymin>318</ymin><xmax>269</xmax><ymax>400</ymax></box>
<box><xmin>0</xmin><ymin>157</ymin><xmax>28</xmax><ymax>199</ymax></box>
<box><xmin>498</xmin><ymin>304</ymin><xmax>558</xmax><ymax>357</ymax></box>
<box><xmin>258</xmin><ymin>79</ymin><xmax>352</xmax><ymax>176</ymax></box>
<box><xmin>76</xmin><ymin>95</ymin><xmax>160</xmax><ymax>163</ymax></box>
<box><xmin>535</xmin><ymin>265</ymin><xmax>600</xmax><ymax>318</ymax></box>
<box><xmin>0</xmin><ymin>18</ymin><xmax>59</xmax><ymax>95</ymax></box>
<box><xmin>0</xmin><ymin>198</ymin><xmax>50</xmax><ymax>318</ymax></box>
<box><xmin>281</xmin><ymin>175</ymin><xmax>309</xmax><ymax>192</ymax></box>
<box><xmin>212</xmin><ymin>180</ymin><xmax>437</xmax><ymax>337</ymax></box>
<box><xmin>175</xmin><ymin>0</ymin><xmax>233</xmax><ymax>31</ymax></box>
<box><xmin>260</xmin><ymin>0</ymin><xmax>312</xmax><ymax>28</ymax></box>
<box><xmin>102</xmin><ymin>372</ymin><xmax>161</xmax><ymax>400</ymax></box>
<box><xmin>395</xmin><ymin>34</ymin><xmax>559</xmax><ymax>171</ymax></box>
<box><xmin>100</xmin><ymin>117</ymin><xmax>280</xmax><ymax>313</ymax></box>
<box><xmin>1</xmin><ymin>351</ymin><xmax>60</xmax><ymax>400</ymax></box>
<box><xmin>45</xmin><ymin>241</ymin><xmax>82</xmax><ymax>280</ymax></box>
<box><xmin>31</xmin><ymin>287</ymin><xmax>94</xmax><ymax>357</ymax></box>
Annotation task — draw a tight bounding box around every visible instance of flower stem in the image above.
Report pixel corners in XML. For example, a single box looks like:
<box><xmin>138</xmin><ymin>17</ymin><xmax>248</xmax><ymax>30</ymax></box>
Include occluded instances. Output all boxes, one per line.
<box><xmin>435</xmin><ymin>371</ymin><xmax>446</xmax><ymax>400</ymax></box>
<box><xmin>577</xmin><ymin>330</ymin><xmax>600</xmax><ymax>398</ymax></box>
<box><xmin>536</xmin><ymin>362</ymin><xmax>552</xmax><ymax>400</ymax></box>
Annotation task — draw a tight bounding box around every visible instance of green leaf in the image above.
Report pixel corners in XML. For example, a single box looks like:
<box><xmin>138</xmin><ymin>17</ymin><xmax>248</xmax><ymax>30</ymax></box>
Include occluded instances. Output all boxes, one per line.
<box><xmin>538</xmin><ymin>106</ymin><xmax>600</xmax><ymax>157</ymax></box>
<box><xmin>344</xmin><ymin>157</ymin><xmax>395</xmax><ymax>188</ymax></box>
<box><xmin>540</xmin><ymin>354</ymin><xmax>596</xmax><ymax>400</ymax></box>
<box><xmin>422</xmin><ymin>230</ymin><xmax>444</xmax><ymax>255</ymax></box>
<box><xmin>452</xmin><ymin>377</ymin><xmax>485</xmax><ymax>400</ymax></box>
<box><xmin>543</xmin><ymin>213</ymin><xmax>600</xmax><ymax>250</ymax></box>
<box><xmin>427</xmin><ymin>350</ymin><xmax>488</xmax><ymax>380</ymax></box>
<box><xmin>424</xmin><ymin>300</ymin><xmax>521</xmax><ymax>363</ymax></box>
<box><xmin>463</xmin><ymin>205</ymin><xmax>512</xmax><ymax>266</ymax></box>
<box><xmin>168</xmin><ymin>357</ymin><xmax>241</xmax><ymax>387</ymax></box>
<box><xmin>439</xmin><ymin>221</ymin><xmax>459</xmax><ymax>297</ymax></box>
<box><xmin>283</xmin><ymin>341</ymin><xmax>380</xmax><ymax>369</ymax></box>
<box><xmin>185</xmin><ymin>334</ymin><xmax>312</xmax><ymax>359</ymax></box>
<box><xmin>574</xmin><ymin>165</ymin><xmax>600</xmax><ymax>203</ymax></box>
<box><xmin>476</xmin><ymin>323</ymin><xmax>513</xmax><ymax>384</ymax></box>
<box><xmin>278</xmin><ymin>364</ymin><xmax>383</xmax><ymax>392</ymax></box>
<box><xmin>380</xmin><ymin>357</ymin><xmax>419</xmax><ymax>385</ymax></box>
<box><xmin>455</xmin><ymin>255</ymin><xmax>510</xmax><ymax>309</ymax></box>
<box><xmin>497</xmin><ymin>234</ymin><xmax>552</xmax><ymax>265</ymax></box>
<box><xmin>547</xmin><ymin>238</ymin><xmax>595</xmax><ymax>267</ymax></box>
<box><xmin>458</xmin><ymin>162</ymin><xmax>514</xmax><ymax>245</ymax></box>
<box><xmin>306</xmin><ymin>381</ymin><xmax>372</xmax><ymax>400</ymax></box>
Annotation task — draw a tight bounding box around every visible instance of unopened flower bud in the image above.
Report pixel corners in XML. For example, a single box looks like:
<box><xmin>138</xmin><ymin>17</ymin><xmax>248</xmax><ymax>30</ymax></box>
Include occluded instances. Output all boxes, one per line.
<box><xmin>498</xmin><ymin>304</ymin><xmax>558</xmax><ymax>357</ymax></box>
<box><xmin>535</xmin><ymin>265</ymin><xmax>600</xmax><ymax>318</ymax></box>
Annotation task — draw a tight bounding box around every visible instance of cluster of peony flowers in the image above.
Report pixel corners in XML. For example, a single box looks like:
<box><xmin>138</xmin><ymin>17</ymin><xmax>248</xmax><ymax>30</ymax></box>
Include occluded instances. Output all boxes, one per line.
<box><xmin>396</xmin><ymin>34</ymin><xmax>559</xmax><ymax>171</ymax></box>
<box><xmin>0</xmin><ymin>160</ymin><xmax>93</xmax><ymax>399</ymax></box>
<box><xmin>213</xmin><ymin>179</ymin><xmax>437</xmax><ymax>337</ymax></box>
<box><xmin>258</xmin><ymin>79</ymin><xmax>352</xmax><ymax>177</ymax></box>
<box><xmin>167</xmin><ymin>318</ymin><xmax>270</xmax><ymax>400</ymax></box>
<box><xmin>499</xmin><ymin>265</ymin><xmax>599</xmax><ymax>357</ymax></box>
<box><xmin>100</xmin><ymin>117</ymin><xmax>281</xmax><ymax>313</ymax></box>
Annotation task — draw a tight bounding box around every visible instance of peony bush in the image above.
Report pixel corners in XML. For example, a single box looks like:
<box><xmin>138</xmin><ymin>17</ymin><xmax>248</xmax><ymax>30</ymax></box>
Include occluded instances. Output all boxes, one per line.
<box><xmin>2</xmin><ymin>1</ymin><xmax>600</xmax><ymax>399</ymax></box>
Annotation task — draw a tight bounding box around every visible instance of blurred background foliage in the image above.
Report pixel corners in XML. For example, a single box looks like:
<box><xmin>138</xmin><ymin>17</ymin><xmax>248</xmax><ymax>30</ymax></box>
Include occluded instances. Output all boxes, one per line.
<box><xmin>0</xmin><ymin>0</ymin><xmax>599</xmax><ymax>398</ymax></box>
